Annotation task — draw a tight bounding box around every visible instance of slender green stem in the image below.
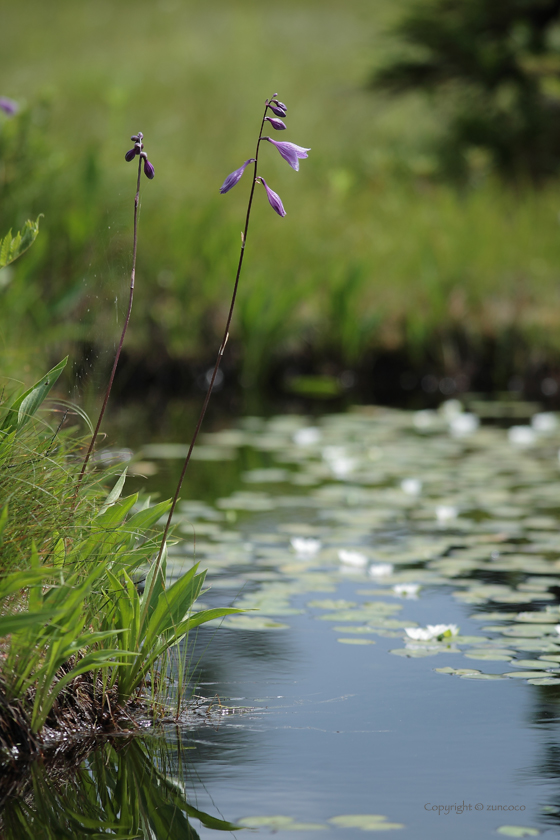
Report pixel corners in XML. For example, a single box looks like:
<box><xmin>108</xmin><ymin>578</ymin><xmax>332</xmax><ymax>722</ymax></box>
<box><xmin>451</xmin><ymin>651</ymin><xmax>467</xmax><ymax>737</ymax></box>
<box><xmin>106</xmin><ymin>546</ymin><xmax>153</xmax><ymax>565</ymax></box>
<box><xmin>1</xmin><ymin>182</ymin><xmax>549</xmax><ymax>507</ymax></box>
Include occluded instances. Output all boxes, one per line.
<box><xmin>73</xmin><ymin>155</ymin><xmax>143</xmax><ymax>503</ymax></box>
<box><xmin>146</xmin><ymin>98</ymin><xmax>272</xmax><ymax>609</ymax></box>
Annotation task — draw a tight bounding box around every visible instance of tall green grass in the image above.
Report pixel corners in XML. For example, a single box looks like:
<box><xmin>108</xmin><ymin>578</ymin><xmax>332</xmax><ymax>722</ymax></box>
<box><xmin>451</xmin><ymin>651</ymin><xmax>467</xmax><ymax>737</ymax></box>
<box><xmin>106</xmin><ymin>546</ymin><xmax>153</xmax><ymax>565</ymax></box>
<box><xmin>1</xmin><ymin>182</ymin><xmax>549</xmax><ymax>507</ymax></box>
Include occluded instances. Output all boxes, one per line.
<box><xmin>0</xmin><ymin>362</ymin><xmax>240</xmax><ymax>743</ymax></box>
<box><xmin>2</xmin><ymin>0</ymin><xmax>560</xmax><ymax>388</ymax></box>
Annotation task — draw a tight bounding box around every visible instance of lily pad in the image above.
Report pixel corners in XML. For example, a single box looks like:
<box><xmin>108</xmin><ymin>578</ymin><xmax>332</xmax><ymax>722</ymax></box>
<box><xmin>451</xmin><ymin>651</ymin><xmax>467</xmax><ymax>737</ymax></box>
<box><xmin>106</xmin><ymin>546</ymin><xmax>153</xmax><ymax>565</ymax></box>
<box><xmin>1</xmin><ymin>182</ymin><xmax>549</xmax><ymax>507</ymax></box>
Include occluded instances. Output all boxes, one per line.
<box><xmin>308</xmin><ymin>599</ymin><xmax>357</xmax><ymax>609</ymax></box>
<box><xmin>223</xmin><ymin>616</ymin><xmax>290</xmax><ymax>630</ymax></box>
<box><xmin>510</xmin><ymin>660</ymin><xmax>557</xmax><ymax>670</ymax></box>
<box><xmin>496</xmin><ymin>827</ymin><xmax>540</xmax><ymax>837</ymax></box>
<box><xmin>464</xmin><ymin>651</ymin><xmax>513</xmax><ymax>661</ymax></box>
<box><xmin>337</xmin><ymin>638</ymin><xmax>376</xmax><ymax>645</ymax></box>
<box><xmin>329</xmin><ymin>815</ymin><xmax>404</xmax><ymax>831</ymax></box>
<box><xmin>239</xmin><ymin>816</ymin><xmax>326</xmax><ymax>830</ymax></box>
<box><xmin>503</xmin><ymin>671</ymin><xmax>555</xmax><ymax>679</ymax></box>
<box><xmin>459</xmin><ymin>673</ymin><xmax>506</xmax><ymax>680</ymax></box>
<box><xmin>527</xmin><ymin>677</ymin><xmax>560</xmax><ymax>685</ymax></box>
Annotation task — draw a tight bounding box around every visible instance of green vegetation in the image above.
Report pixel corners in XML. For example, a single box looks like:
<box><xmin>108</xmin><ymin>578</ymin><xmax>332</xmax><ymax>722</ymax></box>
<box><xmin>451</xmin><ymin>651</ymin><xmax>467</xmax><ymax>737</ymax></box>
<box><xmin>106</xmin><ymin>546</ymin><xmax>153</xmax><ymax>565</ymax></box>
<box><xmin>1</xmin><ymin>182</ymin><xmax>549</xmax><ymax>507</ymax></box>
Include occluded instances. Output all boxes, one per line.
<box><xmin>0</xmin><ymin>362</ymin><xmax>240</xmax><ymax>744</ymax></box>
<box><xmin>2</xmin><ymin>0</ymin><xmax>560</xmax><ymax>394</ymax></box>
<box><xmin>0</xmin><ymin>217</ymin><xmax>240</xmax><ymax>749</ymax></box>
<box><xmin>372</xmin><ymin>0</ymin><xmax>560</xmax><ymax>183</ymax></box>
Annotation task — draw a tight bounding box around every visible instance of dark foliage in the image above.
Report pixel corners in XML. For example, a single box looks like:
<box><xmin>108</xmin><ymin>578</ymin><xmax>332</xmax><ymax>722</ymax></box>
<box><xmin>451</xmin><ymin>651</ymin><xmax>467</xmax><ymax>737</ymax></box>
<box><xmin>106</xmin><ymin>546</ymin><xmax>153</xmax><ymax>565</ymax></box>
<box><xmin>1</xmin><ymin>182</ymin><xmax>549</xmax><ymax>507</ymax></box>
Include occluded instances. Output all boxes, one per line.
<box><xmin>372</xmin><ymin>0</ymin><xmax>560</xmax><ymax>182</ymax></box>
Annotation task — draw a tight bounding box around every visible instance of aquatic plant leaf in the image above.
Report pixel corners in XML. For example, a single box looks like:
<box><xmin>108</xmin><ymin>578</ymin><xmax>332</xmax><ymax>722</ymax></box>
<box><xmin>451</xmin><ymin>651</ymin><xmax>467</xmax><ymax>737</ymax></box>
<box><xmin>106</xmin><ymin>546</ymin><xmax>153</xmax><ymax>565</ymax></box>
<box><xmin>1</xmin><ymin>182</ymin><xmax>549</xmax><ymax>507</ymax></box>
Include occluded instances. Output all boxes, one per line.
<box><xmin>459</xmin><ymin>673</ymin><xmax>506</xmax><ymax>680</ymax></box>
<box><xmin>496</xmin><ymin>827</ymin><xmax>540</xmax><ymax>837</ymax></box>
<box><xmin>464</xmin><ymin>652</ymin><xmax>513</xmax><ymax>661</ymax></box>
<box><xmin>222</xmin><ymin>615</ymin><xmax>289</xmax><ymax>630</ymax></box>
<box><xmin>510</xmin><ymin>660</ymin><xmax>554</xmax><ymax>670</ymax></box>
<box><xmin>527</xmin><ymin>677</ymin><xmax>560</xmax><ymax>685</ymax></box>
<box><xmin>329</xmin><ymin>814</ymin><xmax>404</xmax><ymax>830</ymax></box>
<box><xmin>337</xmin><ymin>638</ymin><xmax>376</xmax><ymax>645</ymax></box>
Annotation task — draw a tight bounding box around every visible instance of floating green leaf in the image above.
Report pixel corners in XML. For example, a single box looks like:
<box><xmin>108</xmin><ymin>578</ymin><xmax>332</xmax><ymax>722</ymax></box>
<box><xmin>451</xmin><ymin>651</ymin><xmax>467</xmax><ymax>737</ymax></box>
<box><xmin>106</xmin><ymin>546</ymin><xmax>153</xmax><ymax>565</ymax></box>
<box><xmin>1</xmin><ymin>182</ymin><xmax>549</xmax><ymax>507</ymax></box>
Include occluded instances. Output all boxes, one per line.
<box><xmin>337</xmin><ymin>638</ymin><xmax>376</xmax><ymax>645</ymax></box>
<box><xmin>329</xmin><ymin>815</ymin><xmax>404</xmax><ymax>831</ymax></box>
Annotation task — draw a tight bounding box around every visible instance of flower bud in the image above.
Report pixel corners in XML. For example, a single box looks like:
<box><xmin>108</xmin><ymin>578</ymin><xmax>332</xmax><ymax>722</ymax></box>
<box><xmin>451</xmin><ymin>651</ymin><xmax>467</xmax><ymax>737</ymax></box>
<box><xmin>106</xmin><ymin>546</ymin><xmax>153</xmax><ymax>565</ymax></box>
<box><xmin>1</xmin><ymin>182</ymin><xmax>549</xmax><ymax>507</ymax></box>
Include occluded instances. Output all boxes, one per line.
<box><xmin>264</xmin><ymin>116</ymin><xmax>287</xmax><ymax>130</ymax></box>
<box><xmin>220</xmin><ymin>158</ymin><xmax>256</xmax><ymax>193</ymax></box>
<box><xmin>258</xmin><ymin>177</ymin><xmax>286</xmax><ymax>217</ymax></box>
<box><xmin>143</xmin><ymin>159</ymin><xmax>155</xmax><ymax>179</ymax></box>
<box><xmin>269</xmin><ymin>105</ymin><xmax>287</xmax><ymax>118</ymax></box>
<box><xmin>0</xmin><ymin>97</ymin><xmax>19</xmax><ymax>116</ymax></box>
<box><xmin>125</xmin><ymin>148</ymin><xmax>137</xmax><ymax>162</ymax></box>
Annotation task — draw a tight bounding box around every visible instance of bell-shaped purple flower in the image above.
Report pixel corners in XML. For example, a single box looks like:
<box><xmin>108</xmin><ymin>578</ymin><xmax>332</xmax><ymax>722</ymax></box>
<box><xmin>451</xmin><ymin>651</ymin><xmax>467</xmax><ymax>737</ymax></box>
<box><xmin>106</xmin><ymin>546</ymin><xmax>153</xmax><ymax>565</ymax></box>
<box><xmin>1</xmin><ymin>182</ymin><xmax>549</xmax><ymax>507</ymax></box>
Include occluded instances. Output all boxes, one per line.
<box><xmin>125</xmin><ymin>148</ymin><xmax>137</xmax><ymax>162</ymax></box>
<box><xmin>264</xmin><ymin>116</ymin><xmax>286</xmax><ymax>130</ymax></box>
<box><xmin>144</xmin><ymin>159</ymin><xmax>155</xmax><ymax>179</ymax></box>
<box><xmin>257</xmin><ymin>177</ymin><xmax>286</xmax><ymax>217</ymax></box>
<box><xmin>0</xmin><ymin>97</ymin><xmax>18</xmax><ymax>116</ymax></box>
<box><xmin>220</xmin><ymin>158</ymin><xmax>256</xmax><ymax>194</ymax></box>
<box><xmin>263</xmin><ymin>137</ymin><xmax>311</xmax><ymax>171</ymax></box>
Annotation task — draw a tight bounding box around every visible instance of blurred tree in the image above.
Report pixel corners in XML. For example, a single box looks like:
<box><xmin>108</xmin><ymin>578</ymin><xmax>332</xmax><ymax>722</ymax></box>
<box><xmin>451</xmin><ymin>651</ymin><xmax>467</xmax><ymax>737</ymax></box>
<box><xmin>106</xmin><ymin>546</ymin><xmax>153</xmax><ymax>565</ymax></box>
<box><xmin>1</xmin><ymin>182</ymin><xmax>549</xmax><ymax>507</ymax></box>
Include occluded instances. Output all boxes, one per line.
<box><xmin>371</xmin><ymin>0</ymin><xmax>560</xmax><ymax>182</ymax></box>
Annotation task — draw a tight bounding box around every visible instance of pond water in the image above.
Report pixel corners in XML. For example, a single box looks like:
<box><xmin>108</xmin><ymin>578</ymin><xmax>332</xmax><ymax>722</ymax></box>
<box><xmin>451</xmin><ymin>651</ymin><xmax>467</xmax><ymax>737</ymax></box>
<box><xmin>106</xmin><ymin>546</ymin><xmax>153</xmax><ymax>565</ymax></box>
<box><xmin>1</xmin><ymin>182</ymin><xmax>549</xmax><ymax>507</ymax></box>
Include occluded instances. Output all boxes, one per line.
<box><xmin>10</xmin><ymin>400</ymin><xmax>560</xmax><ymax>839</ymax></box>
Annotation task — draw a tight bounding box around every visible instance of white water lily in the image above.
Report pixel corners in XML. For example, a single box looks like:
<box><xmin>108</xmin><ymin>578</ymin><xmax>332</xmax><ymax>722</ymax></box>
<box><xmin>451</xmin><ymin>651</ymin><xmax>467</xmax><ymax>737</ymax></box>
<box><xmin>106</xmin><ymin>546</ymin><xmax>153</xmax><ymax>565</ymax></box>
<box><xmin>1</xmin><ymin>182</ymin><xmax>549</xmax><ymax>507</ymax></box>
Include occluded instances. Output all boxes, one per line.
<box><xmin>368</xmin><ymin>563</ymin><xmax>394</xmax><ymax>577</ymax></box>
<box><xmin>405</xmin><ymin>624</ymin><xmax>459</xmax><ymax>641</ymax></box>
<box><xmin>436</xmin><ymin>505</ymin><xmax>457</xmax><ymax>523</ymax></box>
<box><xmin>555</xmin><ymin>624</ymin><xmax>560</xmax><ymax>635</ymax></box>
<box><xmin>338</xmin><ymin>549</ymin><xmax>368</xmax><ymax>567</ymax></box>
<box><xmin>322</xmin><ymin>446</ymin><xmax>356</xmax><ymax>478</ymax></box>
<box><xmin>290</xmin><ymin>537</ymin><xmax>321</xmax><ymax>557</ymax></box>
<box><xmin>508</xmin><ymin>425</ymin><xmax>536</xmax><ymax>447</ymax></box>
<box><xmin>400</xmin><ymin>478</ymin><xmax>422</xmax><ymax>496</ymax></box>
<box><xmin>393</xmin><ymin>583</ymin><xmax>420</xmax><ymax>599</ymax></box>
<box><xmin>532</xmin><ymin>412</ymin><xmax>558</xmax><ymax>434</ymax></box>
<box><xmin>293</xmin><ymin>426</ymin><xmax>321</xmax><ymax>446</ymax></box>
<box><xmin>449</xmin><ymin>412</ymin><xmax>479</xmax><ymax>438</ymax></box>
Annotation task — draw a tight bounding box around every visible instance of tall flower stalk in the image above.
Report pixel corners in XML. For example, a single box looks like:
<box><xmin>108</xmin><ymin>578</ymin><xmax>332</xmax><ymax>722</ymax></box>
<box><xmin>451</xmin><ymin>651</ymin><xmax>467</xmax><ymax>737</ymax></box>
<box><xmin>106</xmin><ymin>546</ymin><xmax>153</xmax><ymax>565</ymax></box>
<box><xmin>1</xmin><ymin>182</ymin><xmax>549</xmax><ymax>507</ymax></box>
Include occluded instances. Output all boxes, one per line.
<box><xmin>150</xmin><ymin>94</ymin><xmax>310</xmax><ymax>594</ymax></box>
<box><xmin>74</xmin><ymin>133</ymin><xmax>154</xmax><ymax>500</ymax></box>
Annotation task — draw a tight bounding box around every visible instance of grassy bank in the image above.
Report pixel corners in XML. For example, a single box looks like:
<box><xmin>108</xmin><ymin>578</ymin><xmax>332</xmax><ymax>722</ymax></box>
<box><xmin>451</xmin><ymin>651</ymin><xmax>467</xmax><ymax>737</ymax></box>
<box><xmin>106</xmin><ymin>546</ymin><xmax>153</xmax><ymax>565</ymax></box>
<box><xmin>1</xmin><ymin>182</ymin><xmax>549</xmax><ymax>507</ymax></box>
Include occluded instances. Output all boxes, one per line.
<box><xmin>2</xmin><ymin>0</ymin><xmax>560</xmax><ymax>395</ymax></box>
<box><xmin>0</xmin><ymin>358</ymin><xmax>239</xmax><ymax>753</ymax></box>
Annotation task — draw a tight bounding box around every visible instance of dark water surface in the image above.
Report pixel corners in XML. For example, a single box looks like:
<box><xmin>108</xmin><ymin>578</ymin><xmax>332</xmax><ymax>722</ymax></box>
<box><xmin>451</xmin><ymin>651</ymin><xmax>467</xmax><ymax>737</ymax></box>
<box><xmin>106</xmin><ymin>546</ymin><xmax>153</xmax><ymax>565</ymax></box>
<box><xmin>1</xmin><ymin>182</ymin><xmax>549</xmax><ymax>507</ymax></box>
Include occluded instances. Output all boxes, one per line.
<box><xmin>16</xmin><ymin>402</ymin><xmax>560</xmax><ymax>839</ymax></box>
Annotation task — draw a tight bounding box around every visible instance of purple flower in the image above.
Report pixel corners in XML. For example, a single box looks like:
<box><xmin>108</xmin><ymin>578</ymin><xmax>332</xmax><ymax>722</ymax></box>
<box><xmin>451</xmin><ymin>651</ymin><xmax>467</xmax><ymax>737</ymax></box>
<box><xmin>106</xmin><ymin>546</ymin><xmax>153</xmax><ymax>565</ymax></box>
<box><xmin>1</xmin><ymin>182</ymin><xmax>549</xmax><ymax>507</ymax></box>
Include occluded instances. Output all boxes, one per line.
<box><xmin>268</xmin><ymin>105</ymin><xmax>287</xmax><ymax>118</ymax></box>
<box><xmin>220</xmin><ymin>158</ymin><xmax>256</xmax><ymax>194</ymax></box>
<box><xmin>258</xmin><ymin>177</ymin><xmax>286</xmax><ymax>217</ymax></box>
<box><xmin>263</xmin><ymin>137</ymin><xmax>311</xmax><ymax>171</ymax></box>
<box><xmin>264</xmin><ymin>116</ymin><xmax>286</xmax><ymax>130</ymax></box>
<box><xmin>0</xmin><ymin>97</ymin><xmax>18</xmax><ymax>117</ymax></box>
<box><xmin>144</xmin><ymin>159</ymin><xmax>155</xmax><ymax>179</ymax></box>
<box><xmin>125</xmin><ymin>148</ymin><xmax>137</xmax><ymax>162</ymax></box>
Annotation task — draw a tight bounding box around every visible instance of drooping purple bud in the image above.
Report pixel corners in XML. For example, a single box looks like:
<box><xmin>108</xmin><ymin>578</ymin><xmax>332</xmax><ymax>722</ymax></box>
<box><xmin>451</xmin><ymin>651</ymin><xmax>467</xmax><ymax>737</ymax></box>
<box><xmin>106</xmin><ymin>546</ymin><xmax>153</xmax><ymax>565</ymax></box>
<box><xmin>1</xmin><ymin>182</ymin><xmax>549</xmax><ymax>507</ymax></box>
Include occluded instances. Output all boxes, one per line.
<box><xmin>220</xmin><ymin>158</ymin><xmax>256</xmax><ymax>194</ymax></box>
<box><xmin>257</xmin><ymin>177</ymin><xmax>286</xmax><ymax>217</ymax></box>
<box><xmin>263</xmin><ymin>137</ymin><xmax>311</xmax><ymax>171</ymax></box>
<box><xmin>125</xmin><ymin>148</ymin><xmax>137</xmax><ymax>162</ymax></box>
<box><xmin>143</xmin><ymin>159</ymin><xmax>155</xmax><ymax>179</ymax></box>
<box><xmin>264</xmin><ymin>116</ymin><xmax>287</xmax><ymax>130</ymax></box>
<box><xmin>268</xmin><ymin>105</ymin><xmax>287</xmax><ymax>118</ymax></box>
<box><xmin>275</xmin><ymin>100</ymin><xmax>287</xmax><ymax>111</ymax></box>
<box><xmin>0</xmin><ymin>97</ymin><xmax>19</xmax><ymax>116</ymax></box>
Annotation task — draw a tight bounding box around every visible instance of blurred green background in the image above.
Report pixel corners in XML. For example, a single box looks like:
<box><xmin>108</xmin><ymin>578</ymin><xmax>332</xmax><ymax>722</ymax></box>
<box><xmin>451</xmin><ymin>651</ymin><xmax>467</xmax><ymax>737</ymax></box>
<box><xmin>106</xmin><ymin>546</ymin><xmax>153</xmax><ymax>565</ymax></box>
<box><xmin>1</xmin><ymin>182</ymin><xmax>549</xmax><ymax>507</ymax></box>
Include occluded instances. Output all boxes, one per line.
<box><xmin>3</xmin><ymin>0</ymin><xmax>560</xmax><ymax>405</ymax></box>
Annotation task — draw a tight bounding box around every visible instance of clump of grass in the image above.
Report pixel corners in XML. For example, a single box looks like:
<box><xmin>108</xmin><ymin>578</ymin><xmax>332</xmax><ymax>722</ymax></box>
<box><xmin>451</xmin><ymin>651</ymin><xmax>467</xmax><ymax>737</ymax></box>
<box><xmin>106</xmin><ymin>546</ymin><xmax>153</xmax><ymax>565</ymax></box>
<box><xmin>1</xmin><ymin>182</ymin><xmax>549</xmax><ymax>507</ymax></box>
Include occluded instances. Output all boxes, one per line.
<box><xmin>0</xmin><ymin>377</ymin><xmax>240</xmax><ymax>746</ymax></box>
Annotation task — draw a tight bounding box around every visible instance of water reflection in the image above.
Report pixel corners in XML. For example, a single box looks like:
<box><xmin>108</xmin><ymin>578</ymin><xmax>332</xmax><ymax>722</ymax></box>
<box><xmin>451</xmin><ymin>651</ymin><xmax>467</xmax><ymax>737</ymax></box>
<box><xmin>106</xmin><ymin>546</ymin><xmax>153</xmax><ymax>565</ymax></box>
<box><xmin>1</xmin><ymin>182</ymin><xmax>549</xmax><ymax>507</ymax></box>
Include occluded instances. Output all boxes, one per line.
<box><xmin>88</xmin><ymin>403</ymin><xmax>560</xmax><ymax>836</ymax></box>
<box><xmin>0</xmin><ymin>735</ymin><xmax>238</xmax><ymax>839</ymax></box>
